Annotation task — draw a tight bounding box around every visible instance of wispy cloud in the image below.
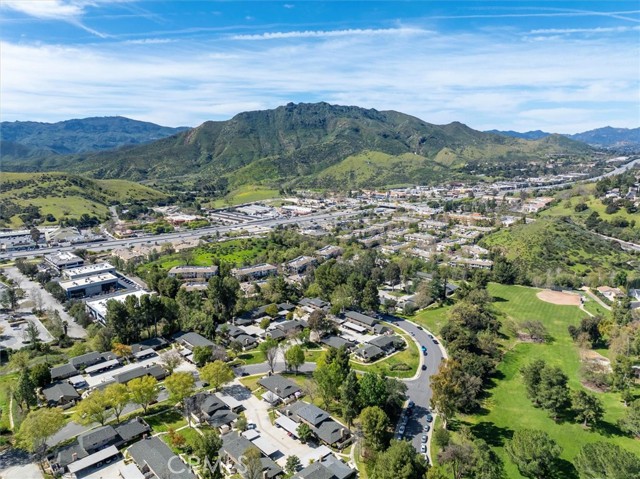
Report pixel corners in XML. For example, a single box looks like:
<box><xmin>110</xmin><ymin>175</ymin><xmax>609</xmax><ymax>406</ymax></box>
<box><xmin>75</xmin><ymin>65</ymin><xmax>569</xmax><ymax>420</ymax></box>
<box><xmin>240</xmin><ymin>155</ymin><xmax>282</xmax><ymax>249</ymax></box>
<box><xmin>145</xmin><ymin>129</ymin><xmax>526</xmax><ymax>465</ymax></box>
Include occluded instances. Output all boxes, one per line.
<box><xmin>431</xmin><ymin>9</ymin><xmax>640</xmax><ymax>23</ymax></box>
<box><xmin>231</xmin><ymin>27</ymin><xmax>429</xmax><ymax>40</ymax></box>
<box><xmin>529</xmin><ymin>25</ymin><xmax>640</xmax><ymax>35</ymax></box>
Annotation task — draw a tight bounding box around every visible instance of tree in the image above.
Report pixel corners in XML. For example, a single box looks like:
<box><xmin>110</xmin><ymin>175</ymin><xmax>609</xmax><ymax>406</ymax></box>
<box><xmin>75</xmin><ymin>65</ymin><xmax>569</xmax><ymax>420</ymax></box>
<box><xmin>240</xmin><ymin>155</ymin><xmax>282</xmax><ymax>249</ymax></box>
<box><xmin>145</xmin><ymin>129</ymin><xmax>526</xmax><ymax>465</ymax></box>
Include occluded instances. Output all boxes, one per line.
<box><xmin>200</xmin><ymin>360</ymin><xmax>234</xmax><ymax>391</ymax></box>
<box><xmin>0</xmin><ymin>286</ymin><xmax>19</xmax><ymax>311</ymax></box>
<box><xmin>241</xmin><ymin>447</ymin><xmax>263</xmax><ymax>479</ymax></box>
<box><xmin>74</xmin><ymin>389</ymin><xmax>112</xmax><ymax>426</ymax></box>
<box><xmin>259</xmin><ymin>317</ymin><xmax>271</xmax><ymax>330</ymax></box>
<box><xmin>537</xmin><ymin>366</ymin><xmax>570</xmax><ymax>420</ymax></box>
<box><xmin>521</xmin><ymin>360</ymin><xmax>546</xmax><ymax>406</ymax></box>
<box><xmin>193</xmin><ymin>346</ymin><xmax>213</xmax><ymax>367</ymax></box>
<box><xmin>574</xmin><ymin>441</ymin><xmax>640</xmax><ymax>479</ymax></box>
<box><xmin>15</xmin><ymin>368</ymin><xmax>37</xmax><ymax>411</ymax></box>
<box><xmin>166</xmin><ymin>371</ymin><xmax>196</xmax><ymax>403</ymax></box>
<box><xmin>429</xmin><ymin>269</ymin><xmax>447</xmax><ymax>303</ymax></box>
<box><xmin>30</xmin><ymin>363</ymin><xmax>52</xmax><ymax>388</ymax></box>
<box><xmin>361</xmin><ymin>280</ymin><xmax>380</xmax><ymax>311</ymax></box>
<box><xmin>341</xmin><ymin>370</ymin><xmax>360</xmax><ymax>428</ymax></box>
<box><xmin>265</xmin><ymin>303</ymin><xmax>279</xmax><ymax>317</ymax></box>
<box><xmin>313</xmin><ymin>361</ymin><xmax>343</xmax><ymax>409</ymax></box>
<box><xmin>611</xmin><ymin>356</ymin><xmax>634</xmax><ymax>392</ymax></box>
<box><xmin>193</xmin><ymin>430</ymin><xmax>223</xmax><ymax>479</ymax></box>
<box><xmin>284</xmin><ymin>345</ymin><xmax>305</xmax><ymax>374</ymax></box>
<box><xmin>571</xmin><ymin>389</ymin><xmax>604</xmax><ymax>427</ymax></box>
<box><xmin>505</xmin><ymin>429</ymin><xmax>561</xmax><ymax>479</ymax></box>
<box><xmin>24</xmin><ymin>320</ymin><xmax>41</xmax><ymax>350</ymax></box>
<box><xmin>384</xmin><ymin>262</ymin><xmax>401</xmax><ymax>288</ymax></box>
<box><xmin>112</xmin><ymin>343</ymin><xmax>132</xmax><ymax>363</ymax></box>
<box><xmin>296</xmin><ymin>423</ymin><xmax>313</xmax><ymax>443</ymax></box>
<box><xmin>285</xmin><ymin>455</ymin><xmax>301</xmax><ymax>476</ymax></box>
<box><xmin>438</xmin><ymin>442</ymin><xmax>476</xmax><ymax>479</ymax></box>
<box><xmin>430</xmin><ymin>360</ymin><xmax>464</xmax><ymax>428</ymax></box>
<box><xmin>31</xmin><ymin>288</ymin><xmax>44</xmax><ymax>313</ymax></box>
<box><xmin>9</xmin><ymin>350</ymin><xmax>30</xmax><ymax>371</ymax></box>
<box><xmin>229</xmin><ymin>340</ymin><xmax>243</xmax><ymax>357</ymax></box>
<box><xmin>370</xmin><ymin>440</ymin><xmax>427</xmax><ymax>479</ymax></box>
<box><xmin>619</xmin><ymin>399</ymin><xmax>640</xmax><ymax>438</ymax></box>
<box><xmin>159</xmin><ymin>349</ymin><xmax>183</xmax><ymax>374</ymax></box>
<box><xmin>358</xmin><ymin>372</ymin><xmax>388</xmax><ymax>409</ymax></box>
<box><xmin>129</xmin><ymin>375</ymin><xmax>158</xmax><ymax>414</ymax></box>
<box><xmin>360</xmin><ymin>406</ymin><xmax>389</xmax><ymax>452</ymax></box>
<box><xmin>307</xmin><ymin>310</ymin><xmax>332</xmax><ymax>338</ymax></box>
<box><xmin>105</xmin><ymin>383</ymin><xmax>131</xmax><ymax>424</ymax></box>
<box><xmin>16</xmin><ymin>407</ymin><xmax>65</xmax><ymax>458</ymax></box>
<box><xmin>259</xmin><ymin>338</ymin><xmax>279</xmax><ymax>373</ymax></box>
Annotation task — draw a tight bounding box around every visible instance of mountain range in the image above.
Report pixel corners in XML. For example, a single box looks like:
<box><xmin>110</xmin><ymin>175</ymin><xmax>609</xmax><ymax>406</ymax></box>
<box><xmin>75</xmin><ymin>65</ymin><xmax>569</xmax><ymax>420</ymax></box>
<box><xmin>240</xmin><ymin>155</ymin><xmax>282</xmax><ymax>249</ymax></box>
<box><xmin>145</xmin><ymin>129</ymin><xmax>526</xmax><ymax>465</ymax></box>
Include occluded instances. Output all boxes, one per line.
<box><xmin>487</xmin><ymin>126</ymin><xmax>640</xmax><ymax>148</ymax></box>
<box><xmin>0</xmin><ymin>116</ymin><xmax>188</xmax><ymax>159</ymax></box>
<box><xmin>1</xmin><ymin>103</ymin><xmax>594</xmax><ymax>188</ymax></box>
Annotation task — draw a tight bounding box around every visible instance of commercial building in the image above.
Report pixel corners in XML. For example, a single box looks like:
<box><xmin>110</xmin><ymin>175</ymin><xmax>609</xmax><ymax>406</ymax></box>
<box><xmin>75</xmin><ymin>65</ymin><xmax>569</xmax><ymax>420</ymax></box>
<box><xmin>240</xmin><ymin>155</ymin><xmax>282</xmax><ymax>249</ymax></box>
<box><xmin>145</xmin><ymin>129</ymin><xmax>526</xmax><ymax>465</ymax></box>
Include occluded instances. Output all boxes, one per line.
<box><xmin>85</xmin><ymin>290</ymin><xmax>153</xmax><ymax>324</ymax></box>
<box><xmin>59</xmin><ymin>273</ymin><xmax>119</xmax><ymax>299</ymax></box>
<box><xmin>0</xmin><ymin>230</ymin><xmax>37</xmax><ymax>251</ymax></box>
<box><xmin>62</xmin><ymin>262</ymin><xmax>116</xmax><ymax>281</ymax></box>
<box><xmin>285</xmin><ymin>256</ymin><xmax>317</xmax><ymax>274</ymax></box>
<box><xmin>44</xmin><ymin>251</ymin><xmax>84</xmax><ymax>272</ymax></box>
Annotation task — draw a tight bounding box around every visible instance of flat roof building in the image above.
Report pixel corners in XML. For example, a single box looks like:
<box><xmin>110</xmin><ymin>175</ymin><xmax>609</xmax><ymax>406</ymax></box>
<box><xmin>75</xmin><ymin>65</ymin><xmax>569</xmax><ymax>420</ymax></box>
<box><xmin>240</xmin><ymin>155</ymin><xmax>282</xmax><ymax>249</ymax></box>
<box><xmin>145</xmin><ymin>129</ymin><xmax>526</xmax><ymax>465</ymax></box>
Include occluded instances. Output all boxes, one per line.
<box><xmin>63</xmin><ymin>262</ymin><xmax>116</xmax><ymax>281</ymax></box>
<box><xmin>59</xmin><ymin>273</ymin><xmax>119</xmax><ymax>299</ymax></box>
<box><xmin>86</xmin><ymin>290</ymin><xmax>153</xmax><ymax>324</ymax></box>
<box><xmin>168</xmin><ymin>265</ymin><xmax>219</xmax><ymax>281</ymax></box>
<box><xmin>44</xmin><ymin>251</ymin><xmax>84</xmax><ymax>272</ymax></box>
<box><xmin>231</xmin><ymin>263</ymin><xmax>278</xmax><ymax>281</ymax></box>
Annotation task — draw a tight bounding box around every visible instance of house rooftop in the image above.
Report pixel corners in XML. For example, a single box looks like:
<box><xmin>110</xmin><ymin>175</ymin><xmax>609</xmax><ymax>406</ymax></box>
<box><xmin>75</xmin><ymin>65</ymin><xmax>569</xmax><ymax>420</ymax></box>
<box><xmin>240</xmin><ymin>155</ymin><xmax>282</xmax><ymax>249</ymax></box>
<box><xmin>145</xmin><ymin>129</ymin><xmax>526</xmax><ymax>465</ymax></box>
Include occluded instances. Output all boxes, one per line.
<box><xmin>258</xmin><ymin>374</ymin><xmax>301</xmax><ymax>399</ymax></box>
<box><xmin>128</xmin><ymin>436</ymin><xmax>196</xmax><ymax>479</ymax></box>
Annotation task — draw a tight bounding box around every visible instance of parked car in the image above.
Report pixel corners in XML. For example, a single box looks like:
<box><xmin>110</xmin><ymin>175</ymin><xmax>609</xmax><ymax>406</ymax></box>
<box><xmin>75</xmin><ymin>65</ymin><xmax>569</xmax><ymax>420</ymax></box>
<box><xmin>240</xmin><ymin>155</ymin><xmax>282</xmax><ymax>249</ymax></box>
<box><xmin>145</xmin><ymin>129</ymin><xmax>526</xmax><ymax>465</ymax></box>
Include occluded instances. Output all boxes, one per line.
<box><xmin>421</xmin><ymin>364</ymin><xmax>427</xmax><ymax>371</ymax></box>
<box><xmin>424</xmin><ymin>424</ymin><xmax>431</xmax><ymax>432</ymax></box>
<box><xmin>399</xmin><ymin>425</ymin><xmax>405</xmax><ymax>435</ymax></box>
<box><xmin>426</xmin><ymin>414</ymin><xmax>433</xmax><ymax>423</ymax></box>
<box><xmin>433</xmin><ymin>339</ymin><xmax>439</xmax><ymax>344</ymax></box>
<box><xmin>417</xmin><ymin>326</ymin><xmax>423</xmax><ymax>330</ymax></box>
<box><xmin>421</xmin><ymin>435</ymin><xmax>427</xmax><ymax>443</ymax></box>
<box><xmin>420</xmin><ymin>444</ymin><xmax>427</xmax><ymax>453</ymax></box>
<box><xmin>246</xmin><ymin>423</ymin><xmax>257</xmax><ymax>430</ymax></box>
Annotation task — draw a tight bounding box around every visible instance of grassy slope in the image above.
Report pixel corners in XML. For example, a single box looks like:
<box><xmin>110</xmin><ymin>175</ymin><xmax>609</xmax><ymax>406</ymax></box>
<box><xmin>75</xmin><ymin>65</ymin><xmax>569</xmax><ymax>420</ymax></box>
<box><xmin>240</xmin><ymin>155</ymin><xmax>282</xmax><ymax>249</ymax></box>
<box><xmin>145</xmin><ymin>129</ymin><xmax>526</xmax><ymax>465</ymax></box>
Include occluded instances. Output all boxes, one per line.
<box><xmin>207</xmin><ymin>185</ymin><xmax>281</xmax><ymax>209</ymax></box>
<box><xmin>0</xmin><ymin>172</ymin><xmax>166</xmax><ymax>227</ymax></box>
<box><xmin>458</xmin><ymin>284</ymin><xmax>640</xmax><ymax>478</ymax></box>
<box><xmin>479</xmin><ymin>217</ymin><xmax>635</xmax><ymax>278</ymax></box>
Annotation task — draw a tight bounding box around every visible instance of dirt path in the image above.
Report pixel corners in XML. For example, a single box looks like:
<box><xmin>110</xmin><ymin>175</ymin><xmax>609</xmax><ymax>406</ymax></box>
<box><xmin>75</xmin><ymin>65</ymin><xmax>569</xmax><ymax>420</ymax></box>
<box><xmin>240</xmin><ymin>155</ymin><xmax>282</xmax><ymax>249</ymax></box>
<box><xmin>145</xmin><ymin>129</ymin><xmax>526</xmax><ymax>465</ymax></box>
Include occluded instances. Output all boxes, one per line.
<box><xmin>581</xmin><ymin>287</ymin><xmax>612</xmax><ymax>311</ymax></box>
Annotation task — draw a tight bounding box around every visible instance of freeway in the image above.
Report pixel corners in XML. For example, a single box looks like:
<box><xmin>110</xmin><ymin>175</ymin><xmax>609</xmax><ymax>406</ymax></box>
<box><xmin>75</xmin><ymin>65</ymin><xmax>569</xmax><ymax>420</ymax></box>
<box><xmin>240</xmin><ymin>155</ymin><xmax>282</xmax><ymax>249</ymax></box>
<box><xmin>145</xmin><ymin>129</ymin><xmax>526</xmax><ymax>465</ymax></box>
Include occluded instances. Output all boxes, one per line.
<box><xmin>1</xmin><ymin>209</ymin><xmax>360</xmax><ymax>261</ymax></box>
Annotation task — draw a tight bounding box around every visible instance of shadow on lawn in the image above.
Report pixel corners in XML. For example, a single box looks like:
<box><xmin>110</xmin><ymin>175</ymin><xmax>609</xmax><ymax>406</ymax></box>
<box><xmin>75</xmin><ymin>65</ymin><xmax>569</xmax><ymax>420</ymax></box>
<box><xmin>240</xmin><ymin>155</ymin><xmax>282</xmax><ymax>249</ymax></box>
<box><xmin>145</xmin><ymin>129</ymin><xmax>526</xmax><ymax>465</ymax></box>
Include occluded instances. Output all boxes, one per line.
<box><xmin>470</xmin><ymin>421</ymin><xmax>513</xmax><ymax>447</ymax></box>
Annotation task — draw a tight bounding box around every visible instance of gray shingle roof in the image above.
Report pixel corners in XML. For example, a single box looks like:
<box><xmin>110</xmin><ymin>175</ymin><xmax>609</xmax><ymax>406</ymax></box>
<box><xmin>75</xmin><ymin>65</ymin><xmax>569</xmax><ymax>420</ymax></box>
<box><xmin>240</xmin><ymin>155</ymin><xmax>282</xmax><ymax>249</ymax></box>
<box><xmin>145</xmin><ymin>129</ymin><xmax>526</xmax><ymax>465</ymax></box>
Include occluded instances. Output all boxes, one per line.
<box><xmin>295</xmin><ymin>403</ymin><xmax>330</xmax><ymax>427</ymax></box>
<box><xmin>50</xmin><ymin>363</ymin><xmax>77</xmax><ymax>380</ymax></box>
<box><xmin>356</xmin><ymin>344</ymin><xmax>384</xmax><ymax>361</ymax></box>
<box><xmin>115</xmin><ymin>417</ymin><xmax>151</xmax><ymax>443</ymax></box>
<box><xmin>128</xmin><ymin>436</ymin><xmax>196</xmax><ymax>479</ymax></box>
<box><xmin>258</xmin><ymin>375</ymin><xmax>301</xmax><ymax>399</ymax></box>
<box><xmin>70</xmin><ymin>352</ymin><xmax>102</xmax><ymax>368</ymax></box>
<box><xmin>368</xmin><ymin>335</ymin><xmax>404</xmax><ymax>351</ymax></box>
<box><xmin>54</xmin><ymin>443</ymin><xmax>88</xmax><ymax>469</ymax></box>
<box><xmin>313</xmin><ymin>419</ymin><xmax>349</xmax><ymax>446</ymax></box>
<box><xmin>297</xmin><ymin>461</ymin><xmax>336</xmax><ymax>479</ymax></box>
<box><xmin>42</xmin><ymin>382</ymin><xmax>79</xmax><ymax>403</ymax></box>
<box><xmin>78</xmin><ymin>425</ymin><xmax>118</xmax><ymax>452</ymax></box>
<box><xmin>321</xmin><ymin>455</ymin><xmax>355</xmax><ymax>479</ymax></box>
<box><xmin>221</xmin><ymin>432</ymin><xmax>256</xmax><ymax>463</ymax></box>
<box><xmin>344</xmin><ymin>311</ymin><xmax>378</xmax><ymax>327</ymax></box>
<box><xmin>174</xmin><ymin>331</ymin><xmax>214</xmax><ymax>349</ymax></box>
<box><xmin>320</xmin><ymin>336</ymin><xmax>355</xmax><ymax>350</ymax></box>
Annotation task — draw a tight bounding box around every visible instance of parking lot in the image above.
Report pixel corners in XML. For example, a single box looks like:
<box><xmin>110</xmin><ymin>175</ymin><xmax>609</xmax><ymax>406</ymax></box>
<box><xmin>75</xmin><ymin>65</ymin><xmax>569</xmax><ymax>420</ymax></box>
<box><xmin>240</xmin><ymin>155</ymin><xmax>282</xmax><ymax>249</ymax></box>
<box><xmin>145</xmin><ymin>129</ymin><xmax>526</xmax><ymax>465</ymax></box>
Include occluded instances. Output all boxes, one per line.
<box><xmin>0</xmin><ymin>312</ymin><xmax>53</xmax><ymax>350</ymax></box>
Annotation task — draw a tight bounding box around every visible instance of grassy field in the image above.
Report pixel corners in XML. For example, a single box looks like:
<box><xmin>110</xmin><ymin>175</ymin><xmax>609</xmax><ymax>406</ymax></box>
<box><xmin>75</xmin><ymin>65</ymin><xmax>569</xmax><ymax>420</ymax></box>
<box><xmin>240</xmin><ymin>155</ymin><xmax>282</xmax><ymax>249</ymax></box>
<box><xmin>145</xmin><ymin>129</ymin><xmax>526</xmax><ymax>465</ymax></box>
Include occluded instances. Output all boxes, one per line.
<box><xmin>145</xmin><ymin>408</ymin><xmax>187</xmax><ymax>433</ymax></box>
<box><xmin>208</xmin><ymin>185</ymin><xmax>280</xmax><ymax>208</ymax></box>
<box><xmin>582</xmin><ymin>298</ymin><xmax>612</xmax><ymax>318</ymax></box>
<box><xmin>0</xmin><ymin>172</ymin><xmax>166</xmax><ymax>227</ymax></box>
<box><xmin>451</xmin><ymin>283</ymin><xmax>640</xmax><ymax>479</ymax></box>
<box><xmin>541</xmin><ymin>193</ymin><xmax>640</xmax><ymax>224</ymax></box>
<box><xmin>138</xmin><ymin>238</ymin><xmax>268</xmax><ymax>275</ymax></box>
<box><xmin>410</xmin><ymin>304</ymin><xmax>453</xmax><ymax>336</ymax></box>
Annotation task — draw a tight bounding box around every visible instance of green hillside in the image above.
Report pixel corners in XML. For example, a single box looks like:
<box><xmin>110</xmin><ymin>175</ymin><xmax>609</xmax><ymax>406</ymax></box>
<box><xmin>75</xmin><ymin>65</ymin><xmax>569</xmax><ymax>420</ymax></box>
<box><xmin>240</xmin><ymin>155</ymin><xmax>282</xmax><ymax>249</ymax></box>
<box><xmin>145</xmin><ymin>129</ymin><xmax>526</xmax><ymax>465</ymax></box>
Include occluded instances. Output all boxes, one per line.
<box><xmin>0</xmin><ymin>172</ymin><xmax>167</xmax><ymax>227</ymax></box>
<box><xmin>479</xmin><ymin>217</ymin><xmax>636</xmax><ymax>280</ymax></box>
<box><xmin>2</xmin><ymin>103</ymin><xmax>592</xmax><ymax>187</ymax></box>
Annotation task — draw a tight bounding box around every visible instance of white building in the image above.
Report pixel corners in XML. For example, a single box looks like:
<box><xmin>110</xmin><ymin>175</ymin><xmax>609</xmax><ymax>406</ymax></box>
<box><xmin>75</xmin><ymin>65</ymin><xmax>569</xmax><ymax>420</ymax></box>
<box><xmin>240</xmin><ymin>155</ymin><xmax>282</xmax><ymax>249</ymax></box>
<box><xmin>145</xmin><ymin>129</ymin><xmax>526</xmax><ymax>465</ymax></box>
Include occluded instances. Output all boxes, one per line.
<box><xmin>86</xmin><ymin>290</ymin><xmax>154</xmax><ymax>324</ymax></box>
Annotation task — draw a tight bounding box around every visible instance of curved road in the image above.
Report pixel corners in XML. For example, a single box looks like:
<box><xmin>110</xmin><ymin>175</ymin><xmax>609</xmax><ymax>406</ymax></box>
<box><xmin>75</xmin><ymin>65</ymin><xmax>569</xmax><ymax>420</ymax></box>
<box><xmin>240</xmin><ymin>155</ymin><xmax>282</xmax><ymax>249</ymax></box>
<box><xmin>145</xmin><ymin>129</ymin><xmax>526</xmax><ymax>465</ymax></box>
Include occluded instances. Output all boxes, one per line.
<box><xmin>233</xmin><ymin>314</ymin><xmax>445</xmax><ymax>459</ymax></box>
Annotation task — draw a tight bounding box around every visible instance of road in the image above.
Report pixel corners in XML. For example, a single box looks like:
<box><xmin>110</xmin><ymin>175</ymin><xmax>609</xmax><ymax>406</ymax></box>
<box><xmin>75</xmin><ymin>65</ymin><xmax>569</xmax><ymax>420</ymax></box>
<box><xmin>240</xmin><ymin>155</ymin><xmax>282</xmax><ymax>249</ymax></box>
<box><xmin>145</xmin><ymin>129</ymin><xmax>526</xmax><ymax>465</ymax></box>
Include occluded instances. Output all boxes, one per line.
<box><xmin>233</xmin><ymin>316</ymin><xmax>444</xmax><ymax>460</ymax></box>
<box><xmin>3</xmin><ymin>267</ymin><xmax>87</xmax><ymax>339</ymax></box>
<box><xmin>1</xmin><ymin>210</ymin><xmax>360</xmax><ymax>261</ymax></box>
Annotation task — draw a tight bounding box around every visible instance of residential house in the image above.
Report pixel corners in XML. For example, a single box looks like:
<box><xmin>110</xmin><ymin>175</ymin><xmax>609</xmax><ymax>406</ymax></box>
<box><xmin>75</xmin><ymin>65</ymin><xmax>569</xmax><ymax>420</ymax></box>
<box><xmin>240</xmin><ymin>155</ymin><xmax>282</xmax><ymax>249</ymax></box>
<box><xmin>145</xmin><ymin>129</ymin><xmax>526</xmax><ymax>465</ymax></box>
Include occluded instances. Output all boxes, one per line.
<box><xmin>368</xmin><ymin>335</ymin><xmax>405</xmax><ymax>354</ymax></box>
<box><xmin>174</xmin><ymin>331</ymin><xmax>215</xmax><ymax>351</ymax></box>
<box><xmin>113</xmin><ymin>365</ymin><xmax>167</xmax><ymax>384</ymax></box>
<box><xmin>285</xmin><ymin>256</ymin><xmax>318</xmax><ymax>274</ymax></box>
<box><xmin>343</xmin><ymin>311</ymin><xmax>378</xmax><ymax>333</ymax></box>
<box><xmin>231</xmin><ymin>263</ymin><xmax>278</xmax><ymax>281</ymax></box>
<box><xmin>315</xmin><ymin>245</ymin><xmax>342</xmax><ymax>261</ymax></box>
<box><xmin>185</xmin><ymin>392</ymin><xmax>238</xmax><ymax>430</ymax></box>
<box><xmin>50</xmin><ymin>363</ymin><xmax>78</xmax><ymax>381</ymax></box>
<box><xmin>168</xmin><ymin>265</ymin><xmax>219</xmax><ymax>282</ymax></box>
<box><xmin>42</xmin><ymin>382</ymin><xmax>80</xmax><ymax>407</ymax></box>
<box><xmin>258</xmin><ymin>374</ymin><xmax>302</xmax><ymax>404</ymax></box>
<box><xmin>282</xmin><ymin>401</ymin><xmax>352</xmax><ymax>449</ymax></box>
<box><xmin>354</xmin><ymin>344</ymin><xmax>385</xmax><ymax>362</ymax></box>
<box><xmin>127</xmin><ymin>436</ymin><xmax>197</xmax><ymax>479</ymax></box>
<box><xmin>597</xmin><ymin>286</ymin><xmax>624</xmax><ymax>302</ymax></box>
<box><xmin>220</xmin><ymin>433</ymin><xmax>283</xmax><ymax>478</ymax></box>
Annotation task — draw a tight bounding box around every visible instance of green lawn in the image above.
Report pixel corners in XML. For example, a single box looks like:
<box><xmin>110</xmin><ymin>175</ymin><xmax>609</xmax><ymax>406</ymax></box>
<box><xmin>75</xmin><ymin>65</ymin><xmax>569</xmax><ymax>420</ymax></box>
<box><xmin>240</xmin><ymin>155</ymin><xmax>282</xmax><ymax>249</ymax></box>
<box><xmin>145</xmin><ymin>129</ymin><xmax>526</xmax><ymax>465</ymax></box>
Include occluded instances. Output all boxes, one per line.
<box><xmin>350</xmin><ymin>323</ymin><xmax>420</xmax><ymax>378</ymax></box>
<box><xmin>453</xmin><ymin>283</ymin><xmax>640</xmax><ymax>479</ymax></box>
<box><xmin>145</xmin><ymin>408</ymin><xmax>187</xmax><ymax>433</ymax></box>
<box><xmin>582</xmin><ymin>298</ymin><xmax>611</xmax><ymax>318</ymax></box>
<box><xmin>208</xmin><ymin>185</ymin><xmax>280</xmax><ymax>208</ymax></box>
<box><xmin>410</xmin><ymin>304</ymin><xmax>452</xmax><ymax>336</ymax></box>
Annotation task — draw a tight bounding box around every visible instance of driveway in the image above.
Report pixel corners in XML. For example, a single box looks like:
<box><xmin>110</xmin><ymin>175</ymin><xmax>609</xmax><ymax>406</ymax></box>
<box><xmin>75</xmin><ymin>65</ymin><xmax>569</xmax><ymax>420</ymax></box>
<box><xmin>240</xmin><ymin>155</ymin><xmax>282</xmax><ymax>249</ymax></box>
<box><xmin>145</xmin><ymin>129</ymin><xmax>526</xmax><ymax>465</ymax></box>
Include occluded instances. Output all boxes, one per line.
<box><xmin>4</xmin><ymin>267</ymin><xmax>86</xmax><ymax>339</ymax></box>
<box><xmin>0</xmin><ymin>448</ymin><xmax>43</xmax><ymax>479</ymax></box>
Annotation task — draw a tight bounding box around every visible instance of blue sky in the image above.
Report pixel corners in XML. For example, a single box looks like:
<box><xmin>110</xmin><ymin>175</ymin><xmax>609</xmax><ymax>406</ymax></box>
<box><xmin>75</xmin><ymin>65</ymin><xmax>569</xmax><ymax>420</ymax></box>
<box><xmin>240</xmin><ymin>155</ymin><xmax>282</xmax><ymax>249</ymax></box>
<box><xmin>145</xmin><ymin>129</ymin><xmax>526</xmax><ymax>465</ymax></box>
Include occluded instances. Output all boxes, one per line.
<box><xmin>1</xmin><ymin>1</ymin><xmax>638</xmax><ymax>133</ymax></box>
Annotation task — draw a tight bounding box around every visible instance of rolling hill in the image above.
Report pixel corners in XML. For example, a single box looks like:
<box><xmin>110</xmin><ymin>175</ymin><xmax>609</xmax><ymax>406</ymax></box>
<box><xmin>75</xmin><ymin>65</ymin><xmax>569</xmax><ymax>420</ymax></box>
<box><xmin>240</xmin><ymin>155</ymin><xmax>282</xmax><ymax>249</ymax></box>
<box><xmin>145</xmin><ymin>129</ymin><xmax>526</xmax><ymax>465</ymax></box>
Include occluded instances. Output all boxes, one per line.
<box><xmin>489</xmin><ymin>126</ymin><xmax>640</xmax><ymax>149</ymax></box>
<box><xmin>0</xmin><ymin>116</ymin><xmax>188</xmax><ymax>160</ymax></box>
<box><xmin>0</xmin><ymin>172</ymin><xmax>168</xmax><ymax>228</ymax></box>
<box><xmin>479</xmin><ymin>217</ymin><xmax>636</xmax><ymax>281</ymax></box>
<box><xmin>1</xmin><ymin>103</ymin><xmax>592</xmax><ymax>187</ymax></box>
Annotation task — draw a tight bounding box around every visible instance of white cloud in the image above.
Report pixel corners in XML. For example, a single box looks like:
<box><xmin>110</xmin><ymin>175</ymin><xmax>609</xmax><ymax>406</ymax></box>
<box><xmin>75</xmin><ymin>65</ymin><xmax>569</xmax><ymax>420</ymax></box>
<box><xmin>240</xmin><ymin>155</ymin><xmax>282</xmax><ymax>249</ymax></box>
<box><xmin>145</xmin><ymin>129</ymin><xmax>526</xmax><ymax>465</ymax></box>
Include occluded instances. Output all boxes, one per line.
<box><xmin>230</xmin><ymin>27</ymin><xmax>429</xmax><ymax>40</ymax></box>
<box><xmin>1</xmin><ymin>25</ymin><xmax>638</xmax><ymax>133</ymax></box>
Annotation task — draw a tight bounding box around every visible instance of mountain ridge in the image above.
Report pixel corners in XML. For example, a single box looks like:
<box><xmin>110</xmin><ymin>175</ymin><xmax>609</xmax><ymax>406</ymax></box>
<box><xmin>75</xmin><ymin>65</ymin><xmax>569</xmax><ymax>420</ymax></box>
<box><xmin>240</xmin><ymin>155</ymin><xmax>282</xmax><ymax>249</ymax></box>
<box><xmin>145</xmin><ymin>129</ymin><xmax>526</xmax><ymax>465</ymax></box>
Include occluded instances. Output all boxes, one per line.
<box><xmin>488</xmin><ymin>126</ymin><xmax>640</xmax><ymax>148</ymax></box>
<box><xmin>2</xmin><ymin>102</ymin><xmax>593</xmax><ymax>187</ymax></box>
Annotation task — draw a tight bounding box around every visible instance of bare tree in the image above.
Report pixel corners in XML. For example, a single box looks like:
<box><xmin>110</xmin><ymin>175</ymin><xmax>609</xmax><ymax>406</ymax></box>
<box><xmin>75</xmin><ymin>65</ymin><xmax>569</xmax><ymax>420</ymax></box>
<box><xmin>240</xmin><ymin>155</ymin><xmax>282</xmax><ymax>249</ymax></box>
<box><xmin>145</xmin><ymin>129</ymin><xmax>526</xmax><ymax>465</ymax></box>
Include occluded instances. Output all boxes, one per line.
<box><xmin>30</xmin><ymin>288</ymin><xmax>44</xmax><ymax>314</ymax></box>
<box><xmin>24</xmin><ymin>321</ymin><xmax>41</xmax><ymax>350</ymax></box>
<box><xmin>160</xmin><ymin>349</ymin><xmax>184</xmax><ymax>374</ymax></box>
